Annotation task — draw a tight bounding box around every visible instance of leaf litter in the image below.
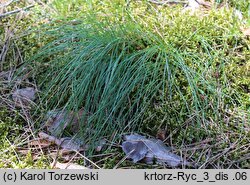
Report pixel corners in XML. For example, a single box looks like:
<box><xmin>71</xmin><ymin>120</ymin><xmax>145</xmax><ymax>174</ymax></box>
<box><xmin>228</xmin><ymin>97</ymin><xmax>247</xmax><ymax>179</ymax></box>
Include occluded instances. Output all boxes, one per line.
<box><xmin>12</xmin><ymin>87</ymin><xmax>36</xmax><ymax>106</ymax></box>
<box><xmin>122</xmin><ymin>134</ymin><xmax>191</xmax><ymax>167</ymax></box>
<box><xmin>44</xmin><ymin>108</ymin><xmax>85</xmax><ymax>137</ymax></box>
<box><xmin>38</xmin><ymin>132</ymin><xmax>87</xmax><ymax>151</ymax></box>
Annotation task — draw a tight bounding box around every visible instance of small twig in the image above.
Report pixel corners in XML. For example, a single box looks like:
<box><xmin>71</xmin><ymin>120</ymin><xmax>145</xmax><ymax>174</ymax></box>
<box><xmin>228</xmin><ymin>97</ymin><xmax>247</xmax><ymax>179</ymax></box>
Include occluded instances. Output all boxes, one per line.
<box><xmin>0</xmin><ymin>4</ymin><xmax>35</xmax><ymax>19</ymax></box>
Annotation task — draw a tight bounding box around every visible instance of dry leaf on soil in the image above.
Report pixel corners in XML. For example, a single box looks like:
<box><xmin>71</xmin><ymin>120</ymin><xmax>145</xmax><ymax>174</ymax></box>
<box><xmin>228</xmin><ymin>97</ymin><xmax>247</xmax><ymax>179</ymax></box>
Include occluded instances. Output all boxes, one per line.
<box><xmin>28</xmin><ymin>139</ymin><xmax>52</xmax><ymax>149</ymax></box>
<box><xmin>12</xmin><ymin>87</ymin><xmax>36</xmax><ymax>106</ymax></box>
<box><xmin>38</xmin><ymin>132</ymin><xmax>86</xmax><ymax>151</ymax></box>
<box><xmin>122</xmin><ymin>134</ymin><xmax>190</xmax><ymax>167</ymax></box>
<box><xmin>44</xmin><ymin>108</ymin><xmax>85</xmax><ymax>137</ymax></box>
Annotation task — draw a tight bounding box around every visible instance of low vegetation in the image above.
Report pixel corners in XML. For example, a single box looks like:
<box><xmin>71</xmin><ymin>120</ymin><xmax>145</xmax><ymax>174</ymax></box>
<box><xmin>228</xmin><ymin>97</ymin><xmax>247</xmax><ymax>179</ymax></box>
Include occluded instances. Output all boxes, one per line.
<box><xmin>0</xmin><ymin>0</ymin><xmax>249</xmax><ymax>168</ymax></box>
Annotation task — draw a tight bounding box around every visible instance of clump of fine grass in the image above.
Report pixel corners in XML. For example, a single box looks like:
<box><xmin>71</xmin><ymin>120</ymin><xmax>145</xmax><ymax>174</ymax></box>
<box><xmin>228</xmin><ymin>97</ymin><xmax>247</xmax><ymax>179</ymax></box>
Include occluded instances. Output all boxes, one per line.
<box><xmin>30</xmin><ymin>15</ymin><xmax>222</xmax><ymax>152</ymax></box>
<box><xmin>33</xmin><ymin>22</ymin><xmax>169</xmax><ymax>141</ymax></box>
<box><xmin>12</xmin><ymin>0</ymin><xmax>248</xmax><ymax>168</ymax></box>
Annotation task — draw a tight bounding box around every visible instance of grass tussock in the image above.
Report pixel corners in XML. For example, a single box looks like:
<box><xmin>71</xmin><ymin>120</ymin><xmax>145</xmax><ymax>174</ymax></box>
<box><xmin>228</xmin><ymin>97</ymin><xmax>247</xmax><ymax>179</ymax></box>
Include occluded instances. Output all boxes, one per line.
<box><xmin>31</xmin><ymin>2</ymin><xmax>249</xmax><ymax>150</ymax></box>
<box><xmin>1</xmin><ymin>0</ymin><xmax>249</xmax><ymax>168</ymax></box>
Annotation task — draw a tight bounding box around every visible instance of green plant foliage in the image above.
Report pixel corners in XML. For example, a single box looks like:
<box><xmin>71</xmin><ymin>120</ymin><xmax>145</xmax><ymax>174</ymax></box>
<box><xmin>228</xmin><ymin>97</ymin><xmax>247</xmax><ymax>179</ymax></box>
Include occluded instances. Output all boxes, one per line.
<box><xmin>2</xmin><ymin>0</ymin><xmax>248</xmax><ymax>167</ymax></box>
<box><xmin>30</xmin><ymin>2</ymin><xmax>249</xmax><ymax>153</ymax></box>
<box><xmin>0</xmin><ymin>110</ymin><xmax>50</xmax><ymax>168</ymax></box>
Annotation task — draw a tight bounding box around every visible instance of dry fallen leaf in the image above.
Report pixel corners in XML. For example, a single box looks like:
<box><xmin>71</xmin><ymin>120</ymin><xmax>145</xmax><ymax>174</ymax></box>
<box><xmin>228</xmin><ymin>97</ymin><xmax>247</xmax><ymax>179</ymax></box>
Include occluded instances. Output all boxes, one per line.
<box><xmin>12</xmin><ymin>87</ymin><xmax>36</xmax><ymax>106</ymax></box>
<box><xmin>122</xmin><ymin>134</ymin><xmax>190</xmax><ymax>167</ymax></box>
<box><xmin>122</xmin><ymin>141</ymin><xmax>148</xmax><ymax>163</ymax></box>
<box><xmin>60</xmin><ymin>137</ymin><xmax>85</xmax><ymax>151</ymax></box>
<box><xmin>45</xmin><ymin>108</ymin><xmax>85</xmax><ymax>137</ymax></box>
<box><xmin>38</xmin><ymin>132</ymin><xmax>86</xmax><ymax>151</ymax></box>
<box><xmin>28</xmin><ymin>139</ymin><xmax>52</xmax><ymax>149</ymax></box>
<box><xmin>45</xmin><ymin>110</ymin><xmax>69</xmax><ymax>136</ymax></box>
